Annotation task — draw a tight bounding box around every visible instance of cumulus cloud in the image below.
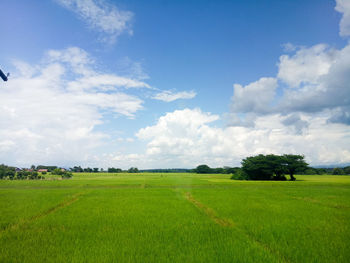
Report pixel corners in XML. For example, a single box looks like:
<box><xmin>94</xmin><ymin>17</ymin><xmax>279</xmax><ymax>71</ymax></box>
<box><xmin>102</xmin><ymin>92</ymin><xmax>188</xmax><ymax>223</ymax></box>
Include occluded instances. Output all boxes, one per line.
<box><xmin>136</xmin><ymin>109</ymin><xmax>350</xmax><ymax>167</ymax></box>
<box><xmin>152</xmin><ymin>90</ymin><xmax>197</xmax><ymax>102</ymax></box>
<box><xmin>277</xmin><ymin>44</ymin><xmax>336</xmax><ymax>88</ymax></box>
<box><xmin>335</xmin><ymin>0</ymin><xmax>350</xmax><ymax>37</ymax></box>
<box><xmin>228</xmin><ymin>0</ymin><xmax>350</xmax><ymax>131</ymax></box>
<box><xmin>281</xmin><ymin>114</ymin><xmax>309</xmax><ymax>135</ymax></box>
<box><xmin>55</xmin><ymin>0</ymin><xmax>133</xmax><ymax>43</ymax></box>
<box><xmin>280</xmin><ymin>44</ymin><xmax>350</xmax><ymax>116</ymax></box>
<box><xmin>231</xmin><ymin>77</ymin><xmax>277</xmax><ymax>114</ymax></box>
<box><xmin>229</xmin><ymin>41</ymin><xmax>350</xmax><ymax>131</ymax></box>
<box><xmin>0</xmin><ymin>47</ymin><xmax>149</xmax><ymax>167</ymax></box>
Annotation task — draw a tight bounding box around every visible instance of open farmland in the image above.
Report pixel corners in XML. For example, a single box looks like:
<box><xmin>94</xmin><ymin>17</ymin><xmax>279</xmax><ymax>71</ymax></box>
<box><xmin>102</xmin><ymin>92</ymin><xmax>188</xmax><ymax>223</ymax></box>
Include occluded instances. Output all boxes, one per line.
<box><xmin>0</xmin><ymin>173</ymin><xmax>349</xmax><ymax>262</ymax></box>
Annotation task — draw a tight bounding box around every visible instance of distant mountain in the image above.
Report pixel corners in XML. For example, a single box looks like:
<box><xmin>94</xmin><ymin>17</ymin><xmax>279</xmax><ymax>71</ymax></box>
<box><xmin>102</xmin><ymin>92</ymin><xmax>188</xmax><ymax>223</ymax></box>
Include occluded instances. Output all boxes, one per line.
<box><xmin>313</xmin><ymin>163</ymin><xmax>350</xmax><ymax>168</ymax></box>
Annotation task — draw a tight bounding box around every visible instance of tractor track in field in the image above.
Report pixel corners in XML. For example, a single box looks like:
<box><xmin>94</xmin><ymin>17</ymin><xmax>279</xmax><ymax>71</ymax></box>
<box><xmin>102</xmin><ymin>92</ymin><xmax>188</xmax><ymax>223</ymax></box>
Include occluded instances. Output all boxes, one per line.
<box><xmin>183</xmin><ymin>191</ymin><xmax>234</xmax><ymax>227</ymax></box>
<box><xmin>0</xmin><ymin>192</ymin><xmax>84</xmax><ymax>236</ymax></box>
<box><xmin>182</xmin><ymin>191</ymin><xmax>292</xmax><ymax>263</ymax></box>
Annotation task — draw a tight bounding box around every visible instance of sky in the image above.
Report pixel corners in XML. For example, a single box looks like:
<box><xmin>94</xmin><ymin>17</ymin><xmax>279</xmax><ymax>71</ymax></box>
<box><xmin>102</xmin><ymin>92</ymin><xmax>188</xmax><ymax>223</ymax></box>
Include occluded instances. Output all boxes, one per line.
<box><xmin>0</xmin><ymin>0</ymin><xmax>350</xmax><ymax>169</ymax></box>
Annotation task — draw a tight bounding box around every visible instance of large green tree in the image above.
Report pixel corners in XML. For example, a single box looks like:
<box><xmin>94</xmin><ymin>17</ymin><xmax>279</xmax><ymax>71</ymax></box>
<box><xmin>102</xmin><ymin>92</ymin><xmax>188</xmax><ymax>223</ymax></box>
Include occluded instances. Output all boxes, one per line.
<box><xmin>194</xmin><ymin>165</ymin><xmax>212</xmax><ymax>174</ymax></box>
<box><xmin>282</xmin><ymin>154</ymin><xmax>308</xmax><ymax>181</ymax></box>
<box><xmin>241</xmin><ymin>155</ymin><xmax>274</xmax><ymax>180</ymax></box>
<box><xmin>240</xmin><ymin>154</ymin><xmax>308</xmax><ymax>181</ymax></box>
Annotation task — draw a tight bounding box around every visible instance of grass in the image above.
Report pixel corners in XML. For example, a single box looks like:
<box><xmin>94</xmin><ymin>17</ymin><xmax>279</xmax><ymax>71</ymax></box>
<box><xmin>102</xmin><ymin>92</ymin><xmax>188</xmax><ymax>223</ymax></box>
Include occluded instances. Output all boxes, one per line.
<box><xmin>0</xmin><ymin>173</ymin><xmax>349</xmax><ymax>262</ymax></box>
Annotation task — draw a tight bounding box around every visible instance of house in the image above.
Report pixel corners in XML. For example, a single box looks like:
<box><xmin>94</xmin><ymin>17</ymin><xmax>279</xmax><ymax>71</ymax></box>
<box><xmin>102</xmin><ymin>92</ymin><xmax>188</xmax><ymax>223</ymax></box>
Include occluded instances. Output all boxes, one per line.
<box><xmin>38</xmin><ymin>169</ymin><xmax>48</xmax><ymax>173</ymax></box>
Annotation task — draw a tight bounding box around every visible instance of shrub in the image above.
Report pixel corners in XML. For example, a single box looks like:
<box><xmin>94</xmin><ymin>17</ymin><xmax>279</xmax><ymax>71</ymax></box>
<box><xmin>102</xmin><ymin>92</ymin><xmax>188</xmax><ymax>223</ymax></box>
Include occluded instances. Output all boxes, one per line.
<box><xmin>61</xmin><ymin>171</ymin><xmax>73</xmax><ymax>179</ymax></box>
<box><xmin>230</xmin><ymin>170</ymin><xmax>248</xmax><ymax>180</ymax></box>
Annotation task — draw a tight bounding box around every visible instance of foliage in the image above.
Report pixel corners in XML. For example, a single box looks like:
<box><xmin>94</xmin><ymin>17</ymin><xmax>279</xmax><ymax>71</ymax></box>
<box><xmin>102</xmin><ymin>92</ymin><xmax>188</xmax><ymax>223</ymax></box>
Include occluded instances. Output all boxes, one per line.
<box><xmin>344</xmin><ymin>166</ymin><xmax>350</xmax><ymax>175</ymax></box>
<box><xmin>240</xmin><ymin>154</ymin><xmax>308</xmax><ymax>181</ymax></box>
<box><xmin>332</xmin><ymin>167</ymin><xmax>345</xmax><ymax>175</ymax></box>
<box><xmin>61</xmin><ymin>171</ymin><xmax>73</xmax><ymax>179</ymax></box>
<box><xmin>71</xmin><ymin>166</ymin><xmax>84</xmax><ymax>172</ymax></box>
<box><xmin>139</xmin><ymin>169</ymin><xmax>191</xmax><ymax>173</ymax></box>
<box><xmin>282</xmin><ymin>154</ymin><xmax>308</xmax><ymax>181</ymax></box>
<box><xmin>108</xmin><ymin>167</ymin><xmax>123</xmax><ymax>173</ymax></box>
<box><xmin>128</xmin><ymin>167</ymin><xmax>139</xmax><ymax>173</ymax></box>
<box><xmin>52</xmin><ymin>168</ymin><xmax>73</xmax><ymax>179</ymax></box>
<box><xmin>230</xmin><ymin>169</ymin><xmax>248</xmax><ymax>180</ymax></box>
<box><xmin>0</xmin><ymin>164</ymin><xmax>16</xmax><ymax>179</ymax></box>
<box><xmin>194</xmin><ymin>164</ymin><xmax>212</xmax><ymax>174</ymax></box>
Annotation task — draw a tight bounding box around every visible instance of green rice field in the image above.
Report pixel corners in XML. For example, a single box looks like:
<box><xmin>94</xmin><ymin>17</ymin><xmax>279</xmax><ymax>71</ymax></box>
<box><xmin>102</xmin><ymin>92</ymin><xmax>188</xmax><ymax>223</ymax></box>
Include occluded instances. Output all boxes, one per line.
<box><xmin>0</xmin><ymin>173</ymin><xmax>349</xmax><ymax>262</ymax></box>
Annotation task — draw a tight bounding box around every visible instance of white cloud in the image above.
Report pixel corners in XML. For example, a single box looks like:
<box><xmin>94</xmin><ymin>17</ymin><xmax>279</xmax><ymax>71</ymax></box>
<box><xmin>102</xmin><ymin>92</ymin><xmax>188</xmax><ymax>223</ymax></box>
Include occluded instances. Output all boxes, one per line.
<box><xmin>0</xmin><ymin>47</ymin><xmax>149</xmax><ymax>167</ymax></box>
<box><xmin>229</xmin><ymin>41</ymin><xmax>350</xmax><ymax>130</ymax></box>
<box><xmin>136</xmin><ymin>109</ymin><xmax>350</xmax><ymax>167</ymax></box>
<box><xmin>335</xmin><ymin>0</ymin><xmax>350</xmax><ymax>37</ymax></box>
<box><xmin>115</xmin><ymin>57</ymin><xmax>150</xmax><ymax>80</ymax></box>
<box><xmin>231</xmin><ymin>77</ymin><xmax>277</xmax><ymax>114</ymax></box>
<box><xmin>279</xmin><ymin>44</ymin><xmax>350</xmax><ymax>116</ymax></box>
<box><xmin>152</xmin><ymin>90</ymin><xmax>197</xmax><ymax>102</ymax></box>
<box><xmin>55</xmin><ymin>0</ymin><xmax>133</xmax><ymax>43</ymax></box>
<box><xmin>277</xmin><ymin>44</ymin><xmax>336</xmax><ymax>88</ymax></box>
<box><xmin>282</xmin><ymin>42</ymin><xmax>297</xmax><ymax>52</ymax></box>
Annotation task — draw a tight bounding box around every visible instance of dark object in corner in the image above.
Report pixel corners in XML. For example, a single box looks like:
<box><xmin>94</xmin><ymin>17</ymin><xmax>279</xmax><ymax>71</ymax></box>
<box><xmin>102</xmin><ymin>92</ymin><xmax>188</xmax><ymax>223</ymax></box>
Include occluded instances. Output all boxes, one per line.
<box><xmin>0</xmin><ymin>69</ymin><xmax>9</xmax><ymax>81</ymax></box>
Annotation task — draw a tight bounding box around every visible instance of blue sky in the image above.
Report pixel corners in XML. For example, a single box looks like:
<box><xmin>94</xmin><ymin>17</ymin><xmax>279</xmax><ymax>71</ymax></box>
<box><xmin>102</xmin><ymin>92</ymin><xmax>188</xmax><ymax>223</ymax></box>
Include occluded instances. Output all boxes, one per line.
<box><xmin>1</xmin><ymin>0</ymin><xmax>350</xmax><ymax>168</ymax></box>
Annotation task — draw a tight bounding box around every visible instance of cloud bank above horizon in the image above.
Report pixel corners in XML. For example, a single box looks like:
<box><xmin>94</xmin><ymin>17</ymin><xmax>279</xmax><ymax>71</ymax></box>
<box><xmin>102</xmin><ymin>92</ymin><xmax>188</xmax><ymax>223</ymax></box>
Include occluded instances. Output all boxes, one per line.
<box><xmin>1</xmin><ymin>0</ymin><xmax>349</xmax><ymax>169</ymax></box>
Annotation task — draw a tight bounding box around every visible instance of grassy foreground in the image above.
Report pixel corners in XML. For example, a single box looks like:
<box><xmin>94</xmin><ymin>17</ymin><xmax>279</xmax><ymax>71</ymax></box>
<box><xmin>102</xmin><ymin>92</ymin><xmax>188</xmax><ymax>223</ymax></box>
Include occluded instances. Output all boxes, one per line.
<box><xmin>0</xmin><ymin>173</ymin><xmax>349</xmax><ymax>262</ymax></box>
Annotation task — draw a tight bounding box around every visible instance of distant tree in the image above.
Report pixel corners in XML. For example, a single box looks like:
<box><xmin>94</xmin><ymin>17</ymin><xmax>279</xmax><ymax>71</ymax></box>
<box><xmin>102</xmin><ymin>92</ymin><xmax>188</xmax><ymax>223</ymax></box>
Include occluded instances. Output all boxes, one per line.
<box><xmin>344</xmin><ymin>166</ymin><xmax>350</xmax><ymax>175</ymax></box>
<box><xmin>72</xmin><ymin>166</ymin><xmax>83</xmax><ymax>172</ymax></box>
<box><xmin>83</xmin><ymin>167</ymin><xmax>93</xmax><ymax>173</ymax></box>
<box><xmin>61</xmin><ymin>171</ymin><xmax>73</xmax><ymax>179</ymax></box>
<box><xmin>239</xmin><ymin>154</ymin><xmax>308</xmax><ymax>181</ymax></box>
<box><xmin>230</xmin><ymin>169</ymin><xmax>248</xmax><ymax>180</ymax></box>
<box><xmin>108</xmin><ymin>167</ymin><xmax>122</xmax><ymax>173</ymax></box>
<box><xmin>93</xmin><ymin>168</ymin><xmax>99</xmax><ymax>173</ymax></box>
<box><xmin>30</xmin><ymin>165</ymin><xmax>36</xmax><ymax>170</ymax></box>
<box><xmin>282</xmin><ymin>154</ymin><xmax>308</xmax><ymax>181</ymax></box>
<box><xmin>303</xmin><ymin>168</ymin><xmax>318</xmax><ymax>175</ymax></box>
<box><xmin>332</xmin><ymin>168</ymin><xmax>345</xmax><ymax>175</ymax></box>
<box><xmin>195</xmin><ymin>165</ymin><xmax>212</xmax><ymax>174</ymax></box>
<box><xmin>224</xmin><ymin>167</ymin><xmax>240</xmax><ymax>174</ymax></box>
<box><xmin>52</xmin><ymin>168</ymin><xmax>64</xmax><ymax>175</ymax></box>
<box><xmin>52</xmin><ymin>168</ymin><xmax>73</xmax><ymax>179</ymax></box>
<box><xmin>128</xmin><ymin>167</ymin><xmax>139</xmax><ymax>173</ymax></box>
<box><xmin>212</xmin><ymin>167</ymin><xmax>225</xmax><ymax>174</ymax></box>
<box><xmin>0</xmin><ymin>164</ymin><xmax>16</xmax><ymax>179</ymax></box>
<box><xmin>28</xmin><ymin>171</ymin><xmax>39</xmax><ymax>180</ymax></box>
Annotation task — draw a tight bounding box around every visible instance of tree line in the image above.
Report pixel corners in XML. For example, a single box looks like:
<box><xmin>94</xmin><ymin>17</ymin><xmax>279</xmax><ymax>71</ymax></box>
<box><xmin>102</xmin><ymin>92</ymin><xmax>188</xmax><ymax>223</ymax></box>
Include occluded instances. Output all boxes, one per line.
<box><xmin>71</xmin><ymin>166</ymin><xmax>140</xmax><ymax>173</ymax></box>
<box><xmin>194</xmin><ymin>155</ymin><xmax>350</xmax><ymax>180</ymax></box>
<box><xmin>0</xmin><ymin>164</ymin><xmax>44</xmax><ymax>180</ymax></box>
<box><xmin>0</xmin><ymin>164</ymin><xmax>71</xmax><ymax>180</ymax></box>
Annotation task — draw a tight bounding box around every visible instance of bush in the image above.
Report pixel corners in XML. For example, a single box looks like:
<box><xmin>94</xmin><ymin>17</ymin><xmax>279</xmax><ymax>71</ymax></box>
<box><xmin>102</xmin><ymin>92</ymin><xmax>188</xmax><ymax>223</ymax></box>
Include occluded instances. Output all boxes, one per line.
<box><xmin>52</xmin><ymin>168</ymin><xmax>64</xmax><ymax>175</ymax></box>
<box><xmin>194</xmin><ymin>165</ymin><xmax>212</xmax><ymax>174</ymax></box>
<box><xmin>0</xmin><ymin>164</ymin><xmax>16</xmax><ymax>179</ymax></box>
<box><xmin>61</xmin><ymin>171</ymin><xmax>73</xmax><ymax>179</ymax></box>
<box><xmin>28</xmin><ymin>171</ymin><xmax>39</xmax><ymax>180</ymax></box>
<box><xmin>332</xmin><ymin>168</ymin><xmax>345</xmax><ymax>175</ymax></box>
<box><xmin>230</xmin><ymin>170</ymin><xmax>248</xmax><ymax>180</ymax></box>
